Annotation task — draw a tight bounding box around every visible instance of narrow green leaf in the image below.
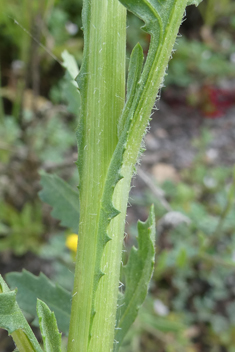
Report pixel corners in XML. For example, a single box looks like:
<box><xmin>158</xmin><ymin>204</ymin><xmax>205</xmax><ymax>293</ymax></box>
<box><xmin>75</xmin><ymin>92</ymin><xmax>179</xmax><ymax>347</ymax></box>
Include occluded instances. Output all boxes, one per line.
<box><xmin>126</xmin><ymin>44</ymin><xmax>144</xmax><ymax>101</ymax></box>
<box><xmin>39</xmin><ymin>171</ymin><xmax>79</xmax><ymax>233</ymax></box>
<box><xmin>114</xmin><ymin>205</ymin><xmax>155</xmax><ymax>351</ymax></box>
<box><xmin>6</xmin><ymin>270</ymin><xmax>71</xmax><ymax>335</ymax></box>
<box><xmin>61</xmin><ymin>50</ymin><xmax>81</xmax><ymax>116</ymax></box>
<box><xmin>0</xmin><ymin>275</ymin><xmax>43</xmax><ymax>352</ymax></box>
<box><xmin>118</xmin><ymin>43</ymin><xmax>144</xmax><ymax>137</ymax></box>
<box><xmin>61</xmin><ymin>50</ymin><xmax>79</xmax><ymax>80</ymax></box>
<box><xmin>37</xmin><ymin>299</ymin><xmax>62</xmax><ymax>352</ymax></box>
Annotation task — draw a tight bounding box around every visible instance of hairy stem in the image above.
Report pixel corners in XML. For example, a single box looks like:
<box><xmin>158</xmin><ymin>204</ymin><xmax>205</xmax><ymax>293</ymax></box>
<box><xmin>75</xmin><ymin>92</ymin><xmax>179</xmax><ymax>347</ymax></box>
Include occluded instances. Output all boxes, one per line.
<box><xmin>67</xmin><ymin>1</ymin><xmax>126</xmax><ymax>351</ymax></box>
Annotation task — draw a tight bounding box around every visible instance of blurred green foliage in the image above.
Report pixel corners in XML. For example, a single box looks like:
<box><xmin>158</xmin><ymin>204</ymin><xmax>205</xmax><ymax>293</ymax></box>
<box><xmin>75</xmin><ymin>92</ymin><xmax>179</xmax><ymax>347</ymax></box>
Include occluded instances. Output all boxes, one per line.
<box><xmin>166</xmin><ymin>37</ymin><xmax>235</xmax><ymax>87</ymax></box>
<box><xmin>40</xmin><ymin>233</ymin><xmax>74</xmax><ymax>291</ymax></box>
<box><xmin>128</xmin><ymin>131</ymin><xmax>235</xmax><ymax>351</ymax></box>
<box><xmin>0</xmin><ymin>116</ymin><xmax>21</xmax><ymax>163</ymax></box>
<box><xmin>0</xmin><ymin>0</ymin><xmax>83</xmax><ymax>62</ymax></box>
<box><xmin>0</xmin><ymin>112</ymin><xmax>76</xmax><ymax>165</ymax></box>
<box><xmin>0</xmin><ymin>202</ymin><xmax>44</xmax><ymax>255</ymax></box>
<box><xmin>198</xmin><ymin>0</ymin><xmax>235</xmax><ymax>28</ymax></box>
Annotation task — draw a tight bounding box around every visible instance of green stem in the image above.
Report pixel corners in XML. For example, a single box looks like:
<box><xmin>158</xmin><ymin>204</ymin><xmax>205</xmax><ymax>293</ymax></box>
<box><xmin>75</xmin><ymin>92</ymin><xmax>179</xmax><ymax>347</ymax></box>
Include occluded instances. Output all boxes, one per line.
<box><xmin>68</xmin><ymin>1</ymin><xmax>189</xmax><ymax>351</ymax></box>
<box><xmin>67</xmin><ymin>1</ymin><xmax>126</xmax><ymax>351</ymax></box>
<box><xmin>11</xmin><ymin>330</ymin><xmax>36</xmax><ymax>352</ymax></box>
<box><xmin>88</xmin><ymin>165</ymin><xmax>132</xmax><ymax>352</ymax></box>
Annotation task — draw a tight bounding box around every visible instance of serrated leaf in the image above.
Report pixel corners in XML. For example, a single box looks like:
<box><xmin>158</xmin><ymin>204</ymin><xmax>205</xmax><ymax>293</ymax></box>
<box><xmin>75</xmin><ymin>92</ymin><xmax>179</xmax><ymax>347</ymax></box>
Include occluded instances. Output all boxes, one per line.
<box><xmin>37</xmin><ymin>299</ymin><xmax>62</xmax><ymax>352</ymax></box>
<box><xmin>0</xmin><ymin>275</ymin><xmax>43</xmax><ymax>352</ymax></box>
<box><xmin>39</xmin><ymin>171</ymin><xmax>79</xmax><ymax>233</ymax></box>
<box><xmin>119</xmin><ymin>0</ymin><xmax>173</xmax><ymax>35</ymax></box>
<box><xmin>114</xmin><ymin>206</ymin><xmax>155</xmax><ymax>351</ymax></box>
<box><xmin>6</xmin><ymin>270</ymin><xmax>71</xmax><ymax>335</ymax></box>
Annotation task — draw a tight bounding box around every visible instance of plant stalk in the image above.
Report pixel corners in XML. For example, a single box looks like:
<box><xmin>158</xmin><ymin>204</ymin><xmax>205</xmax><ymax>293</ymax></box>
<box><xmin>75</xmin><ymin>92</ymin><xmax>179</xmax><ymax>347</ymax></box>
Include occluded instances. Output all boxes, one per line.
<box><xmin>68</xmin><ymin>0</ymin><xmax>189</xmax><ymax>351</ymax></box>
<box><xmin>11</xmin><ymin>330</ymin><xmax>35</xmax><ymax>352</ymax></box>
<box><xmin>67</xmin><ymin>1</ymin><xmax>126</xmax><ymax>351</ymax></box>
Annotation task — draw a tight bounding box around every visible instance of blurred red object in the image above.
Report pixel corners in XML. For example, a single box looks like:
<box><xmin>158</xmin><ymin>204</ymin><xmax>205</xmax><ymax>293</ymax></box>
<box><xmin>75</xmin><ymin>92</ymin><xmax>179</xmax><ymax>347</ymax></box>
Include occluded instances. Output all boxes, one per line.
<box><xmin>199</xmin><ymin>85</ymin><xmax>235</xmax><ymax>118</ymax></box>
<box><xmin>163</xmin><ymin>84</ymin><xmax>235</xmax><ymax>119</ymax></box>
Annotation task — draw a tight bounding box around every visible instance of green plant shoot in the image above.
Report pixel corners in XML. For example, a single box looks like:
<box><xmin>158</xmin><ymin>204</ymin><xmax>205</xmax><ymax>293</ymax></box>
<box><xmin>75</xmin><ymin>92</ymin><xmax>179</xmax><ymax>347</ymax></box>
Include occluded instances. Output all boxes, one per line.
<box><xmin>0</xmin><ymin>0</ymin><xmax>203</xmax><ymax>351</ymax></box>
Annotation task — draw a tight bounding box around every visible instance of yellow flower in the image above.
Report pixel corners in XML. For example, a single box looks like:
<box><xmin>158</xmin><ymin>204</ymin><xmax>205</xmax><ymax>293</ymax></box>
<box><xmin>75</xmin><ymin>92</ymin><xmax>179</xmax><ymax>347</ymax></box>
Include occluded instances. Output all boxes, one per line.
<box><xmin>66</xmin><ymin>234</ymin><xmax>78</xmax><ymax>252</ymax></box>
